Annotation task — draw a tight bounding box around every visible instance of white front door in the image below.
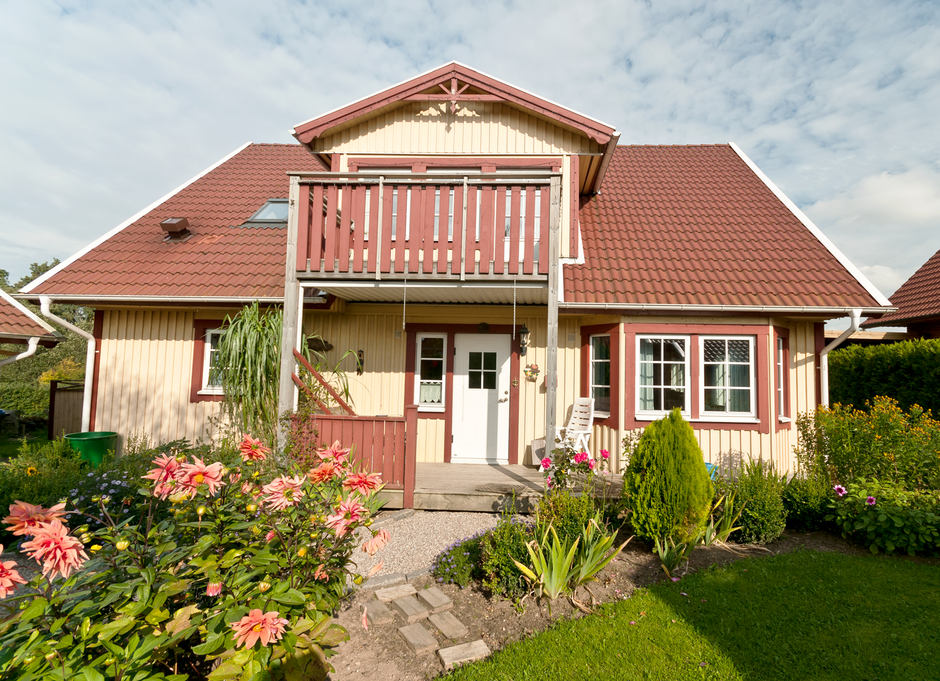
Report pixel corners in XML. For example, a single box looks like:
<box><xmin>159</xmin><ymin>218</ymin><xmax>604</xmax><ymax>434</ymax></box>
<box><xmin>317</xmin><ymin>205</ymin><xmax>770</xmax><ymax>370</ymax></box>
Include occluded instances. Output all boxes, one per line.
<box><xmin>451</xmin><ymin>333</ymin><xmax>511</xmax><ymax>464</ymax></box>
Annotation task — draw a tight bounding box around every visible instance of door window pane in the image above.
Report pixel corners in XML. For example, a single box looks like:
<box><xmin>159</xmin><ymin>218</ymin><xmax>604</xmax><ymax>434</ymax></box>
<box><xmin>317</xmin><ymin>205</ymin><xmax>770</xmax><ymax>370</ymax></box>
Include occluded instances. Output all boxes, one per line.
<box><xmin>469</xmin><ymin>351</ymin><xmax>497</xmax><ymax>390</ymax></box>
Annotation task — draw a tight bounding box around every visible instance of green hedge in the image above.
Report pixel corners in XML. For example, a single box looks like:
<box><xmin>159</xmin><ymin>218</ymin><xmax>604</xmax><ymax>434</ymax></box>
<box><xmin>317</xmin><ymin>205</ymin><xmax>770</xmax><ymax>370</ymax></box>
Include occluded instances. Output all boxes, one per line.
<box><xmin>0</xmin><ymin>382</ymin><xmax>49</xmax><ymax>418</ymax></box>
<box><xmin>829</xmin><ymin>338</ymin><xmax>940</xmax><ymax>413</ymax></box>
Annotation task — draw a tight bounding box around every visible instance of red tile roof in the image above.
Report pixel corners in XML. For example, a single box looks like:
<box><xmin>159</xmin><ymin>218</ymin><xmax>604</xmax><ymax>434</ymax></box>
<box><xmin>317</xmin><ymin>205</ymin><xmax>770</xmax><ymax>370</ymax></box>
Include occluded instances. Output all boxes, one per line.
<box><xmin>863</xmin><ymin>248</ymin><xmax>940</xmax><ymax>327</ymax></box>
<box><xmin>566</xmin><ymin>145</ymin><xmax>884</xmax><ymax>309</ymax></box>
<box><xmin>28</xmin><ymin>144</ymin><xmax>326</xmax><ymax>300</ymax></box>
<box><xmin>0</xmin><ymin>289</ymin><xmax>58</xmax><ymax>343</ymax></box>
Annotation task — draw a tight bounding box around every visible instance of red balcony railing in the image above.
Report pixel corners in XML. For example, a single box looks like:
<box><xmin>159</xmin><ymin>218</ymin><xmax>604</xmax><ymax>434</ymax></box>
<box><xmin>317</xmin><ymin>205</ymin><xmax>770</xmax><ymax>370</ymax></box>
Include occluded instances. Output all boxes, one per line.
<box><xmin>292</xmin><ymin>172</ymin><xmax>559</xmax><ymax>280</ymax></box>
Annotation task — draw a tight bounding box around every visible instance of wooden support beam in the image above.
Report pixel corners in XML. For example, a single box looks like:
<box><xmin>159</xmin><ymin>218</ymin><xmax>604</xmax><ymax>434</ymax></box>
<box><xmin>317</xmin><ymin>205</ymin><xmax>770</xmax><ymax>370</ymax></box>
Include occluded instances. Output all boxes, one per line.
<box><xmin>278</xmin><ymin>176</ymin><xmax>303</xmax><ymax>449</ymax></box>
<box><xmin>545</xmin><ymin>176</ymin><xmax>561</xmax><ymax>458</ymax></box>
<box><xmin>403</xmin><ymin>94</ymin><xmax>504</xmax><ymax>102</ymax></box>
<box><xmin>293</xmin><ymin>349</ymin><xmax>356</xmax><ymax>416</ymax></box>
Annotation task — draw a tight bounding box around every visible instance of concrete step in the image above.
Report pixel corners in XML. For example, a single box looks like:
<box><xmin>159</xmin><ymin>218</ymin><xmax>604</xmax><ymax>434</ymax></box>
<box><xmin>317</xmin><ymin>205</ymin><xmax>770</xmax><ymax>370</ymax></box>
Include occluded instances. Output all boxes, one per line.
<box><xmin>361</xmin><ymin>599</ymin><xmax>395</xmax><ymax>627</ymax></box>
<box><xmin>438</xmin><ymin>640</ymin><xmax>491</xmax><ymax>671</ymax></box>
<box><xmin>416</xmin><ymin>586</ymin><xmax>453</xmax><ymax>613</ymax></box>
<box><xmin>374</xmin><ymin>584</ymin><xmax>417</xmax><ymax>603</ymax></box>
<box><xmin>398</xmin><ymin>622</ymin><xmax>439</xmax><ymax>655</ymax></box>
<box><xmin>428</xmin><ymin>611</ymin><xmax>468</xmax><ymax>640</ymax></box>
<box><xmin>390</xmin><ymin>594</ymin><xmax>430</xmax><ymax>623</ymax></box>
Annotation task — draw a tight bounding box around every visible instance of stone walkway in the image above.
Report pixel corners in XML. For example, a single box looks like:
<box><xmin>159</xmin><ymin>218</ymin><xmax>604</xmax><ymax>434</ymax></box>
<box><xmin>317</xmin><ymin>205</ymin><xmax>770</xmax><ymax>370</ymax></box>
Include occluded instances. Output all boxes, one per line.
<box><xmin>361</xmin><ymin>582</ymin><xmax>491</xmax><ymax>672</ymax></box>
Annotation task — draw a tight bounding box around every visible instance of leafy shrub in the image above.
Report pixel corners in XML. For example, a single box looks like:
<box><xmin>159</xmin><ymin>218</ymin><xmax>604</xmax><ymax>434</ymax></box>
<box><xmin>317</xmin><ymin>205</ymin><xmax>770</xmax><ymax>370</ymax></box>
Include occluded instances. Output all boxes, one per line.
<box><xmin>0</xmin><ymin>438</ymin><xmax>87</xmax><ymax>541</ymax></box>
<box><xmin>481</xmin><ymin>514</ymin><xmax>532</xmax><ymax>600</ymax></box>
<box><xmin>826</xmin><ymin>479</ymin><xmax>940</xmax><ymax>555</ymax></box>
<box><xmin>0</xmin><ymin>435</ymin><xmax>387</xmax><ymax>680</ymax></box>
<box><xmin>535</xmin><ymin>490</ymin><xmax>596</xmax><ymax>548</ymax></box>
<box><xmin>782</xmin><ymin>476</ymin><xmax>831</xmax><ymax>531</ymax></box>
<box><xmin>0</xmin><ymin>382</ymin><xmax>49</xmax><ymax>418</ymax></box>
<box><xmin>795</xmin><ymin>397</ymin><xmax>940</xmax><ymax>490</ymax></box>
<box><xmin>719</xmin><ymin>460</ymin><xmax>787</xmax><ymax>544</ymax></box>
<box><xmin>622</xmin><ymin>409</ymin><xmax>712</xmax><ymax>542</ymax></box>
<box><xmin>830</xmin><ymin>338</ymin><xmax>940</xmax><ymax>414</ymax></box>
<box><xmin>431</xmin><ymin>533</ymin><xmax>486</xmax><ymax>588</ymax></box>
<box><xmin>540</xmin><ymin>437</ymin><xmax>597</xmax><ymax>490</ymax></box>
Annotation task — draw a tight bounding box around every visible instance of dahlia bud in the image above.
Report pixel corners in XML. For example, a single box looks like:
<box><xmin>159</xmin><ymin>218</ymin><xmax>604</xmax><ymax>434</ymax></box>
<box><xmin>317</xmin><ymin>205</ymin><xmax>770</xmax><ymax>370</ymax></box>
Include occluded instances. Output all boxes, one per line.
<box><xmin>246</xmin><ymin>504</ymin><xmax>258</xmax><ymax>513</ymax></box>
<box><xmin>45</xmin><ymin>653</ymin><xmax>56</xmax><ymax>662</ymax></box>
<box><xmin>297</xmin><ymin>547</ymin><xmax>307</xmax><ymax>558</ymax></box>
<box><xmin>196</xmin><ymin>506</ymin><xmax>207</xmax><ymax>517</ymax></box>
<box><xmin>80</xmin><ymin>533</ymin><xmax>91</xmax><ymax>544</ymax></box>
<box><xmin>90</xmin><ymin>544</ymin><xmax>102</xmax><ymax>552</ymax></box>
<box><xmin>258</xmin><ymin>581</ymin><xmax>271</xmax><ymax>593</ymax></box>
<box><xmin>115</xmin><ymin>539</ymin><xmax>129</xmax><ymax>551</ymax></box>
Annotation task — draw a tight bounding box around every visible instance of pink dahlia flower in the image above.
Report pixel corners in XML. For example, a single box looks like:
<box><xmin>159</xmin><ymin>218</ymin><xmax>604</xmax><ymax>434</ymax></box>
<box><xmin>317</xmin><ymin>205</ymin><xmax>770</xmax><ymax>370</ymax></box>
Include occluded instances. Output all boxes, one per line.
<box><xmin>21</xmin><ymin>520</ymin><xmax>89</xmax><ymax>580</ymax></box>
<box><xmin>600</xmin><ymin>449</ymin><xmax>610</xmax><ymax>460</ymax></box>
<box><xmin>362</xmin><ymin>528</ymin><xmax>390</xmax><ymax>556</ymax></box>
<box><xmin>343</xmin><ymin>472</ymin><xmax>382</xmax><ymax>496</ymax></box>
<box><xmin>574</xmin><ymin>451</ymin><xmax>589</xmax><ymax>465</ymax></box>
<box><xmin>206</xmin><ymin>581</ymin><xmax>222</xmax><ymax>597</ymax></box>
<box><xmin>231</xmin><ymin>609</ymin><xmax>288</xmax><ymax>649</ymax></box>
<box><xmin>262</xmin><ymin>476</ymin><xmax>306</xmax><ymax>511</ymax></box>
<box><xmin>142</xmin><ymin>454</ymin><xmax>182</xmax><ymax>500</ymax></box>
<box><xmin>317</xmin><ymin>440</ymin><xmax>350</xmax><ymax>465</ymax></box>
<box><xmin>0</xmin><ymin>545</ymin><xmax>27</xmax><ymax>598</ymax></box>
<box><xmin>326</xmin><ymin>498</ymin><xmax>366</xmax><ymax>537</ymax></box>
<box><xmin>178</xmin><ymin>457</ymin><xmax>225</xmax><ymax>496</ymax></box>
<box><xmin>308</xmin><ymin>461</ymin><xmax>338</xmax><ymax>484</ymax></box>
<box><xmin>239</xmin><ymin>434</ymin><xmax>270</xmax><ymax>462</ymax></box>
<box><xmin>3</xmin><ymin>501</ymin><xmax>67</xmax><ymax>537</ymax></box>
<box><xmin>540</xmin><ymin>457</ymin><xmax>552</xmax><ymax>469</ymax></box>
<box><xmin>588</xmin><ymin>459</ymin><xmax>596</xmax><ymax>470</ymax></box>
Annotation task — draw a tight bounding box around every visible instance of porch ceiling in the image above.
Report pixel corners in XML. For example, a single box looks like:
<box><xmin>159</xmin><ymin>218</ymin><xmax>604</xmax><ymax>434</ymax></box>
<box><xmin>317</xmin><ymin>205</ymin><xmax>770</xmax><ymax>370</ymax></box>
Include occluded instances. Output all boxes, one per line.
<box><xmin>304</xmin><ymin>281</ymin><xmax>547</xmax><ymax>305</ymax></box>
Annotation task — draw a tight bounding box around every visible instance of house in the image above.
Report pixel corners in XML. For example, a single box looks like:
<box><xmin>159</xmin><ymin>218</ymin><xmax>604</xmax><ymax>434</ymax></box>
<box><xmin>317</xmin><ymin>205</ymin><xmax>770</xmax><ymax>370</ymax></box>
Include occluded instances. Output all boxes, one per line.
<box><xmin>18</xmin><ymin>63</ymin><xmax>892</xmax><ymax>506</ymax></box>
<box><xmin>861</xmin><ymin>247</ymin><xmax>940</xmax><ymax>338</ymax></box>
<box><xmin>0</xmin><ymin>288</ymin><xmax>60</xmax><ymax>371</ymax></box>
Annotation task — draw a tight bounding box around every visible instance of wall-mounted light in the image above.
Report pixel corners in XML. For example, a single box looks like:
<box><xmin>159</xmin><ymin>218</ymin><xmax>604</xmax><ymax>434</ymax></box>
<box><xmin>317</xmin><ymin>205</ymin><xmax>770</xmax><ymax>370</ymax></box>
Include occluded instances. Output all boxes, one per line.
<box><xmin>357</xmin><ymin>350</ymin><xmax>364</xmax><ymax>375</ymax></box>
<box><xmin>519</xmin><ymin>324</ymin><xmax>530</xmax><ymax>356</ymax></box>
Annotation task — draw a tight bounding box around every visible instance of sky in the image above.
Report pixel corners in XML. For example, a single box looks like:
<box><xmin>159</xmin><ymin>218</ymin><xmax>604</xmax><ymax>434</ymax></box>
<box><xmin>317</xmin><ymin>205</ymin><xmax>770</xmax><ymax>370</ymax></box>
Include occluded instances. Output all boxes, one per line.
<box><xmin>1</xmin><ymin>0</ymin><xmax>938</xmax><ymax>305</ymax></box>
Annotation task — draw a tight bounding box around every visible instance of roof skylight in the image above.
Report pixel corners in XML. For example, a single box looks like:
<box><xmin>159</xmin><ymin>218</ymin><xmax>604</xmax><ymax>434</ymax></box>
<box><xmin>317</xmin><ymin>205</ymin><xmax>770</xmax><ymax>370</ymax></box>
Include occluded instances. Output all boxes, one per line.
<box><xmin>248</xmin><ymin>199</ymin><xmax>289</xmax><ymax>222</ymax></box>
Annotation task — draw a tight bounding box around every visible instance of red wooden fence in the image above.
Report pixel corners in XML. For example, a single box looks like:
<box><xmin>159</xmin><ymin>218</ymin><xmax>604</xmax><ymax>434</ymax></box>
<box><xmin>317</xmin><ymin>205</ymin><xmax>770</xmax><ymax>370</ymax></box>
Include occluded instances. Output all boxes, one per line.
<box><xmin>295</xmin><ymin>174</ymin><xmax>554</xmax><ymax>279</ymax></box>
<box><xmin>294</xmin><ymin>405</ymin><xmax>418</xmax><ymax>508</ymax></box>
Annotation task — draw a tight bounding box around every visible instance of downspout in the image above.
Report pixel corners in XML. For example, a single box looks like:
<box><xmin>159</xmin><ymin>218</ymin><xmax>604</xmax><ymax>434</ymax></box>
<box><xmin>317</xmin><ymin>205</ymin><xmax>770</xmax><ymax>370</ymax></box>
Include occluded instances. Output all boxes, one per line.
<box><xmin>819</xmin><ymin>308</ymin><xmax>862</xmax><ymax>408</ymax></box>
<box><xmin>0</xmin><ymin>337</ymin><xmax>40</xmax><ymax>371</ymax></box>
<box><xmin>40</xmin><ymin>296</ymin><xmax>95</xmax><ymax>432</ymax></box>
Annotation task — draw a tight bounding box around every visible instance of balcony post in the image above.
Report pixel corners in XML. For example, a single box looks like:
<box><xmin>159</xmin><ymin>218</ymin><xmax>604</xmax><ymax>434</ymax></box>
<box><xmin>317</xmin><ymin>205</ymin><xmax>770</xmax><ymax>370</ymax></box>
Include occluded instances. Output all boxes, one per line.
<box><xmin>545</xmin><ymin>175</ymin><xmax>561</xmax><ymax>460</ymax></box>
<box><xmin>278</xmin><ymin>175</ymin><xmax>302</xmax><ymax>450</ymax></box>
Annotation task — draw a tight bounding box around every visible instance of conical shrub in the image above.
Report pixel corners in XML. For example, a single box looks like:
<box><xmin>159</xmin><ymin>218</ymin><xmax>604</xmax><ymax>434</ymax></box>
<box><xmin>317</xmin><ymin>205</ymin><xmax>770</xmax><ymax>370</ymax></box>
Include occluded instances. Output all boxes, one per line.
<box><xmin>623</xmin><ymin>409</ymin><xmax>712</xmax><ymax>542</ymax></box>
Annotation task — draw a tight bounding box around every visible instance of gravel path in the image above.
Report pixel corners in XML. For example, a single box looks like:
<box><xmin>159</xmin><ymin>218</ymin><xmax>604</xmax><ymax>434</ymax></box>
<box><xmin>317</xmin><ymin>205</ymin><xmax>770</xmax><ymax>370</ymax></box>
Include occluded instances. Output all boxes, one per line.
<box><xmin>349</xmin><ymin>510</ymin><xmax>500</xmax><ymax>581</ymax></box>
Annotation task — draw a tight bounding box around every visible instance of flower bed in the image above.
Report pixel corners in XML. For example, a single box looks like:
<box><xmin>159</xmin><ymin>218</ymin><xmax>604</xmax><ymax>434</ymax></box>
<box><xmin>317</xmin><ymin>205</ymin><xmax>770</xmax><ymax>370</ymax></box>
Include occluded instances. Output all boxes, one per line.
<box><xmin>0</xmin><ymin>434</ymin><xmax>390</xmax><ymax>680</ymax></box>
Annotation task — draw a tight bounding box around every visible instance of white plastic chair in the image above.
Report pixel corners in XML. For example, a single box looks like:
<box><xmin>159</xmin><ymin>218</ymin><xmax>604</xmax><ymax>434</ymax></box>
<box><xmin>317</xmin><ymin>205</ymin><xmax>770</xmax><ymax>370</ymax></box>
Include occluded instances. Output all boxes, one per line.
<box><xmin>558</xmin><ymin>397</ymin><xmax>594</xmax><ymax>457</ymax></box>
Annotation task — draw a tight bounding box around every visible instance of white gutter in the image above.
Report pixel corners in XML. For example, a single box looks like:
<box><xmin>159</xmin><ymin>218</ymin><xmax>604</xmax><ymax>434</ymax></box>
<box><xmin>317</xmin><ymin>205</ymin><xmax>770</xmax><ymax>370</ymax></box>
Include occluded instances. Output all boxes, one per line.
<box><xmin>559</xmin><ymin>302</ymin><xmax>893</xmax><ymax>316</ymax></box>
<box><xmin>819</xmin><ymin>308</ymin><xmax>862</xmax><ymax>408</ymax></box>
<box><xmin>0</xmin><ymin>337</ymin><xmax>40</xmax><ymax>371</ymax></box>
<box><xmin>40</xmin><ymin>296</ymin><xmax>95</xmax><ymax>432</ymax></box>
<box><xmin>16</xmin><ymin>295</ymin><xmax>283</xmax><ymax>306</ymax></box>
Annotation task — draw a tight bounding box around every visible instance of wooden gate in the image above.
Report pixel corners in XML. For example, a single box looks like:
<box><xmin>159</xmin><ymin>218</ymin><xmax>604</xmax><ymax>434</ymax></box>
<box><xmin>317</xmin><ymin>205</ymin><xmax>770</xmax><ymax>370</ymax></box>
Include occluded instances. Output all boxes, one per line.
<box><xmin>48</xmin><ymin>379</ymin><xmax>83</xmax><ymax>439</ymax></box>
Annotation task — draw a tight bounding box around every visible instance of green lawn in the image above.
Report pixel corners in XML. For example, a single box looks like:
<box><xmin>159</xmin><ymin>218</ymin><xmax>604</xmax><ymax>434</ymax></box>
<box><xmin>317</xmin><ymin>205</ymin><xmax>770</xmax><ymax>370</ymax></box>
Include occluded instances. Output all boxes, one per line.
<box><xmin>0</xmin><ymin>432</ymin><xmax>48</xmax><ymax>459</ymax></box>
<box><xmin>446</xmin><ymin>551</ymin><xmax>940</xmax><ymax>681</ymax></box>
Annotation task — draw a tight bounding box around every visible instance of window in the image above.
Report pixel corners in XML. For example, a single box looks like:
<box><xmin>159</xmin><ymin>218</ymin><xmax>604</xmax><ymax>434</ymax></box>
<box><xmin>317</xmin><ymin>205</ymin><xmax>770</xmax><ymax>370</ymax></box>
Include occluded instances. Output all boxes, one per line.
<box><xmin>637</xmin><ymin>335</ymin><xmax>689</xmax><ymax>416</ymax></box>
<box><xmin>199</xmin><ymin>329</ymin><xmax>224</xmax><ymax>395</ymax></box>
<box><xmin>245</xmin><ymin>199</ymin><xmax>289</xmax><ymax>223</ymax></box>
<box><xmin>701</xmin><ymin>337</ymin><xmax>755</xmax><ymax>417</ymax></box>
<box><xmin>776</xmin><ymin>335</ymin><xmax>790</xmax><ymax>422</ymax></box>
<box><xmin>590</xmin><ymin>335</ymin><xmax>612</xmax><ymax>414</ymax></box>
<box><xmin>415</xmin><ymin>333</ymin><xmax>446</xmax><ymax>411</ymax></box>
<box><xmin>468</xmin><ymin>351</ymin><xmax>497</xmax><ymax>389</ymax></box>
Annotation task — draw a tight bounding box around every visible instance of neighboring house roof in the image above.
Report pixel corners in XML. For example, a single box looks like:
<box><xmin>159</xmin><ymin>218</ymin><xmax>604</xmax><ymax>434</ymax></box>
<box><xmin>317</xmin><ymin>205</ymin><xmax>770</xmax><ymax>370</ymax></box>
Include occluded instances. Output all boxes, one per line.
<box><xmin>0</xmin><ymin>288</ymin><xmax>59</xmax><ymax>345</ymax></box>
<box><xmin>862</xmin><ymin>248</ymin><xmax>940</xmax><ymax>328</ymax></box>
<box><xmin>564</xmin><ymin>144</ymin><xmax>888</xmax><ymax>311</ymax></box>
<box><xmin>24</xmin><ymin>144</ymin><xmax>326</xmax><ymax>302</ymax></box>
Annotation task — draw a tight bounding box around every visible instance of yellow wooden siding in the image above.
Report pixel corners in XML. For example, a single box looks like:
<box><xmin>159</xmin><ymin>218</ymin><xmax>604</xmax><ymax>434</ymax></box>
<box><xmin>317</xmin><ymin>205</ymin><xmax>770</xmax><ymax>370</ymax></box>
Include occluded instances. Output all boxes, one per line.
<box><xmin>314</xmin><ymin>102</ymin><xmax>601</xmax><ymax>155</ymax></box>
<box><xmin>416</xmin><ymin>419</ymin><xmax>446</xmax><ymax>463</ymax></box>
<box><xmin>95</xmin><ymin>309</ymin><xmax>226</xmax><ymax>450</ymax></box>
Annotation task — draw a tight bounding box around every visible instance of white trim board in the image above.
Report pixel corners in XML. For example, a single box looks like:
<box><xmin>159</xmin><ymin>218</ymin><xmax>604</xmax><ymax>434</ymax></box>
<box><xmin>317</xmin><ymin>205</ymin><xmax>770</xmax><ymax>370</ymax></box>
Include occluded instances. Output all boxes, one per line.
<box><xmin>729</xmin><ymin>143</ymin><xmax>891</xmax><ymax>308</ymax></box>
<box><xmin>21</xmin><ymin>142</ymin><xmax>254</xmax><ymax>294</ymax></box>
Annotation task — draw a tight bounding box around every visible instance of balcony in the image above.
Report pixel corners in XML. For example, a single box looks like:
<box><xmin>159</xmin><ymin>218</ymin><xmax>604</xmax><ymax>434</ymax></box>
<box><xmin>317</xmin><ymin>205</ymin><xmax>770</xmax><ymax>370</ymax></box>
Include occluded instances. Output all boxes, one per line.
<box><xmin>290</xmin><ymin>172</ymin><xmax>560</xmax><ymax>283</ymax></box>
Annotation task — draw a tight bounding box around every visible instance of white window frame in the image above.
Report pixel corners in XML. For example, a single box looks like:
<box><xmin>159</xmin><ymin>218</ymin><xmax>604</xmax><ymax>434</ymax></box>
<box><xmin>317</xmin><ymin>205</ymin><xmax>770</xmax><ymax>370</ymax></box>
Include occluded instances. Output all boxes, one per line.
<box><xmin>589</xmin><ymin>334</ymin><xmax>612</xmax><ymax>418</ymax></box>
<box><xmin>414</xmin><ymin>332</ymin><xmax>447</xmax><ymax>412</ymax></box>
<box><xmin>635</xmin><ymin>334</ymin><xmax>691</xmax><ymax>420</ymax></box>
<box><xmin>198</xmin><ymin>328</ymin><xmax>224</xmax><ymax>396</ymax></box>
<box><xmin>699</xmin><ymin>335</ymin><xmax>756</xmax><ymax>421</ymax></box>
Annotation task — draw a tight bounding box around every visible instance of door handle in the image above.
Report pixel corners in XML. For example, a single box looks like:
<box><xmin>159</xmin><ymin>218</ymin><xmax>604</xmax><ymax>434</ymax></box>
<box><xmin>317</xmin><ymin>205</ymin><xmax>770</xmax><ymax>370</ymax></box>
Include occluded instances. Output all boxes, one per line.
<box><xmin>498</xmin><ymin>397</ymin><xmax>508</xmax><ymax>403</ymax></box>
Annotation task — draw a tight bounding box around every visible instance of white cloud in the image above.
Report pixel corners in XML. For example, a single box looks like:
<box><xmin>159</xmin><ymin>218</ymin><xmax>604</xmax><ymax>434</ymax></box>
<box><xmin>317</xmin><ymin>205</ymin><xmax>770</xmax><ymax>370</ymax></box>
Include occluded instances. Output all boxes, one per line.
<box><xmin>1</xmin><ymin>0</ymin><xmax>939</xmax><ymax>290</ymax></box>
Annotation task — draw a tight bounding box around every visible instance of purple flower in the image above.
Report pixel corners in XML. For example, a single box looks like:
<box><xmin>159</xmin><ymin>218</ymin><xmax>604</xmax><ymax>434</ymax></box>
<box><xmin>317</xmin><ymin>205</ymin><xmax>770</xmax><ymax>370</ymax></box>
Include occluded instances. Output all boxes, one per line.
<box><xmin>866</xmin><ymin>496</ymin><xmax>876</xmax><ymax>506</ymax></box>
<box><xmin>834</xmin><ymin>485</ymin><xmax>847</xmax><ymax>497</ymax></box>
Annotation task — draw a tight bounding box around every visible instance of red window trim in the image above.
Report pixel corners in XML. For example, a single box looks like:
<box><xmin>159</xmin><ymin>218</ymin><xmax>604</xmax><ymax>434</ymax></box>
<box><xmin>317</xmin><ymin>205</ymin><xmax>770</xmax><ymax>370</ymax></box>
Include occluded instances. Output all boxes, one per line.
<box><xmin>580</xmin><ymin>323</ymin><xmax>620</xmax><ymax>429</ymax></box>
<box><xmin>190</xmin><ymin>319</ymin><xmax>224</xmax><ymax>404</ymax></box>
<box><xmin>404</xmin><ymin>323</ymin><xmax>521</xmax><ymax>465</ymax></box>
<box><xmin>623</xmin><ymin>323</ymin><xmax>771</xmax><ymax>434</ymax></box>
<box><xmin>774</xmin><ymin>327</ymin><xmax>791</xmax><ymax>433</ymax></box>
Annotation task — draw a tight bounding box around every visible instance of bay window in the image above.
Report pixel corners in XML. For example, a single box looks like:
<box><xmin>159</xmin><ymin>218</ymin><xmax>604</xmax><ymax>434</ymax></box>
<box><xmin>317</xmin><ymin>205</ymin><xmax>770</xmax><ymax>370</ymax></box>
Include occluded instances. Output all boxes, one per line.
<box><xmin>700</xmin><ymin>336</ymin><xmax>755</xmax><ymax>418</ymax></box>
<box><xmin>637</xmin><ymin>335</ymin><xmax>689</xmax><ymax>416</ymax></box>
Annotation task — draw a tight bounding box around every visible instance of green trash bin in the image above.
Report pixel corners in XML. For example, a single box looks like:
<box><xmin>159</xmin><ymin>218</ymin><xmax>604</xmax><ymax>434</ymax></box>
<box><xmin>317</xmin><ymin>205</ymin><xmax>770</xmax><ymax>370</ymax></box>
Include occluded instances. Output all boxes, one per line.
<box><xmin>64</xmin><ymin>431</ymin><xmax>118</xmax><ymax>468</ymax></box>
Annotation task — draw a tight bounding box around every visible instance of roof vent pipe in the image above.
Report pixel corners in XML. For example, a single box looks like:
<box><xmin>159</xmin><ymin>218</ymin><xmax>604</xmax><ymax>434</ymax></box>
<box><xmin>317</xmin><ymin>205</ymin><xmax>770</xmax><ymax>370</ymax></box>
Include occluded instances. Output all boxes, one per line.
<box><xmin>40</xmin><ymin>296</ymin><xmax>95</xmax><ymax>432</ymax></box>
<box><xmin>161</xmin><ymin>217</ymin><xmax>192</xmax><ymax>242</ymax></box>
<box><xmin>819</xmin><ymin>308</ymin><xmax>862</xmax><ymax>408</ymax></box>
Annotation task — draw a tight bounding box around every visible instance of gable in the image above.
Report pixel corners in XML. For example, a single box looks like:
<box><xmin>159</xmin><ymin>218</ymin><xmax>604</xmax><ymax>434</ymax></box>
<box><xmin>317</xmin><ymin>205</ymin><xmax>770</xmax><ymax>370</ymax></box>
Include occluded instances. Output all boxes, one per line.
<box><xmin>863</xmin><ymin>247</ymin><xmax>940</xmax><ymax>327</ymax></box>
